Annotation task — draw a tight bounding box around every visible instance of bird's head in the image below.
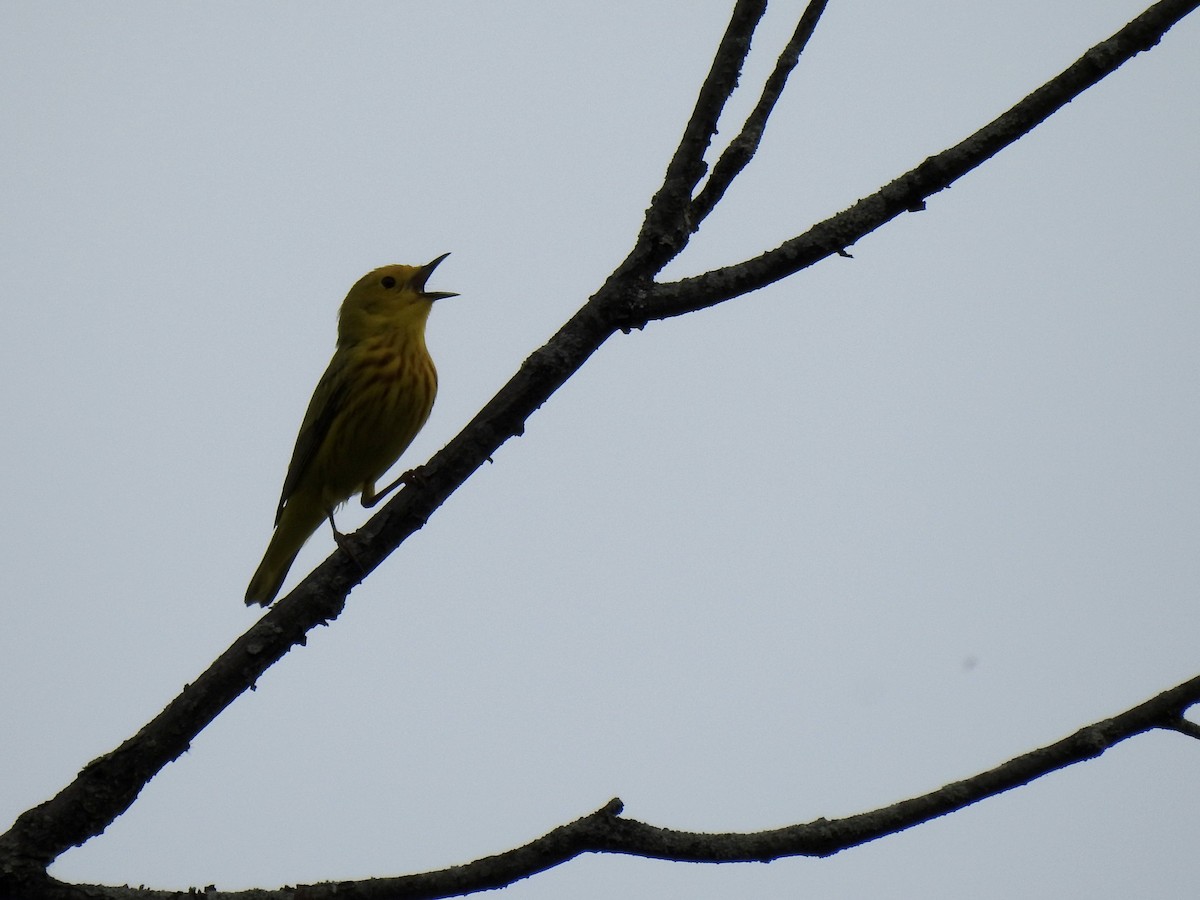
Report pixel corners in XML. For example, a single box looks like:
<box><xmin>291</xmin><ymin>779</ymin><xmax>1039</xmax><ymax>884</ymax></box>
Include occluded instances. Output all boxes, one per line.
<box><xmin>338</xmin><ymin>253</ymin><xmax>457</xmax><ymax>342</ymax></box>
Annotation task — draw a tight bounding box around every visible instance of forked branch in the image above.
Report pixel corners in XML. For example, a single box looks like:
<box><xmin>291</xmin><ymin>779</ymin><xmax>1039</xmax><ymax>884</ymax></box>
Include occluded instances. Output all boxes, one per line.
<box><xmin>629</xmin><ymin>0</ymin><xmax>1200</xmax><ymax>324</ymax></box>
<box><xmin>625</xmin><ymin>0</ymin><xmax>764</xmax><ymax>271</ymax></box>
<box><xmin>690</xmin><ymin>0</ymin><xmax>830</xmax><ymax>225</ymax></box>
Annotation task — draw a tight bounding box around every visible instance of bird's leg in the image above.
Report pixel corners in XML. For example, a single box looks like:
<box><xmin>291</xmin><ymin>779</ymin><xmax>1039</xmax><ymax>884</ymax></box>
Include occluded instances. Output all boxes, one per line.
<box><xmin>360</xmin><ymin>466</ymin><xmax>425</xmax><ymax>509</ymax></box>
<box><xmin>327</xmin><ymin>511</ymin><xmax>367</xmax><ymax>578</ymax></box>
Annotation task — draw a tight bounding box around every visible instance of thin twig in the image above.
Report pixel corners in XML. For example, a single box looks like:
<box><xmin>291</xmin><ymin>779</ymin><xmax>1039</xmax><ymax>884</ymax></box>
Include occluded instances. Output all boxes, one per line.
<box><xmin>623</xmin><ymin>0</ymin><xmax>767</xmax><ymax>276</ymax></box>
<box><xmin>1163</xmin><ymin>715</ymin><xmax>1200</xmax><ymax>741</ymax></box>
<box><xmin>691</xmin><ymin>0</ymin><xmax>830</xmax><ymax>226</ymax></box>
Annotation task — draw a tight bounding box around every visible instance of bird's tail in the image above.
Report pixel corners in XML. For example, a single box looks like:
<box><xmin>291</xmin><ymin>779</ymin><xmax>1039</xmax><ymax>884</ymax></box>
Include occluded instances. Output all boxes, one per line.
<box><xmin>245</xmin><ymin>494</ymin><xmax>327</xmax><ymax>606</ymax></box>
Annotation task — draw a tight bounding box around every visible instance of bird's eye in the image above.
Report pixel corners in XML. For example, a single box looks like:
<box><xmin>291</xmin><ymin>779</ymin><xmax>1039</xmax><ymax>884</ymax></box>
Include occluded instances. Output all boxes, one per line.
<box><xmin>380</xmin><ymin>275</ymin><xmax>397</xmax><ymax>289</ymax></box>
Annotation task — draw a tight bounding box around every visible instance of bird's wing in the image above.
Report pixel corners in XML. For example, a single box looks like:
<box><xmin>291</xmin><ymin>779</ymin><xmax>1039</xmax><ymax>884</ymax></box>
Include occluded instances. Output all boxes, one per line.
<box><xmin>275</xmin><ymin>356</ymin><xmax>349</xmax><ymax>525</ymax></box>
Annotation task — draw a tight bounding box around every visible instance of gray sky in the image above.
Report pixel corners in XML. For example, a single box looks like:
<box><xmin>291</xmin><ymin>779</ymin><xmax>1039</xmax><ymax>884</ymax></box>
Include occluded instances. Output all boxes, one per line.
<box><xmin>3</xmin><ymin>2</ymin><xmax>1199</xmax><ymax>897</ymax></box>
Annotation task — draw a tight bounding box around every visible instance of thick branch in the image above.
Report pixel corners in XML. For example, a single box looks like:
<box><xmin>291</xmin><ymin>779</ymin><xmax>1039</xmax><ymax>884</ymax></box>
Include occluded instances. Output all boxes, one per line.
<box><xmin>631</xmin><ymin>0</ymin><xmax>1200</xmax><ymax>326</ymax></box>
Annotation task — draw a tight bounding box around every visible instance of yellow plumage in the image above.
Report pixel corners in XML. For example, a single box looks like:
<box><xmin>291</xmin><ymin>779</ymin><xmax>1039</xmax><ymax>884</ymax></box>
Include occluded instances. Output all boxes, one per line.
<box><xmin>245</xmin><ymin>255</ymin><xmax>455</xmax><ymax>606</ymax></box>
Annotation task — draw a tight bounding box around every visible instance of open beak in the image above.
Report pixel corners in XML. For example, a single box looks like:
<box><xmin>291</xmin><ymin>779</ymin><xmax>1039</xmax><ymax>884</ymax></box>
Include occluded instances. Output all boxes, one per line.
<box><xmin>416</xmin><ymin>252</ymin><xmax>458</xmax><ymax>300</ymax></box>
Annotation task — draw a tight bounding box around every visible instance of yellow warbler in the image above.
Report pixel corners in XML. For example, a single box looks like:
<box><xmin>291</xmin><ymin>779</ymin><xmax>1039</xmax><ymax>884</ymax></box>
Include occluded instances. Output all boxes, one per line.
<box><xmin>245</xmin><ymin>255</ymin><xmax>456</xmax><ymax>606</ymax></box>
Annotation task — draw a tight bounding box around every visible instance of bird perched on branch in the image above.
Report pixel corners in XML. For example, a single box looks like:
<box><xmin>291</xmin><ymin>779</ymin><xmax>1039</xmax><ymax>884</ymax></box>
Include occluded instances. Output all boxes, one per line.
<box><xmin>245</xmin><ymin>254</ymin><xmax>456</xmax><ymax>606</ymax></box>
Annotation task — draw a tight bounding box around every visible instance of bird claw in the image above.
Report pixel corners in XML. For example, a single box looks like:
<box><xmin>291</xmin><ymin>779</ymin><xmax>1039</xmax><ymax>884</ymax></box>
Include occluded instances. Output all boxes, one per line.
<box><xmin>398</xmin><ymin>465</ymin><xmax>425</xmax><ymax>488</ymax></box>
<box><xmin>330</xmin><ymin>522</ymin><xmax>368</xmax><ymax>579</ymax></box>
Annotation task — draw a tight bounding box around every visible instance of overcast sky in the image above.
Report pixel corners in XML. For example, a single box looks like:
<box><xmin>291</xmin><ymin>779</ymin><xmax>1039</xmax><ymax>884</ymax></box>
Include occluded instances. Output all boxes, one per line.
<box><xmin>3</xmin><ymin>2</ymin><xmax>1199</xmax><ymax>898</ymax></box>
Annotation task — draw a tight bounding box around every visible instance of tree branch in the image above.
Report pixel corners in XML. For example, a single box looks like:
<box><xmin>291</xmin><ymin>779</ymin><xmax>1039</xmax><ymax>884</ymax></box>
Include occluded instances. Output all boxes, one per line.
<box><xmin>630</xmin><ymin>0</ymin><xmax>1200</xmax><ymax>326</ymax></box>
<box><xmin>24</xmin><ymin>677</ymin><xmax>1200</xmax><ymax>899</ymax></box>
<box><xmin>294</xmin><ymin>675</ymin><xmax>1199</xmax><ymax>900</ymax></box>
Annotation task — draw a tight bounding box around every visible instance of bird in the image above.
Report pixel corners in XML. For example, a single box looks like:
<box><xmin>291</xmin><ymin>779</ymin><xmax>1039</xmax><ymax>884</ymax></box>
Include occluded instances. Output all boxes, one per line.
<box><xmin>245</xmin><ymin>254</ymin><xmax>456</xmax><ymax>606</ymax></box>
